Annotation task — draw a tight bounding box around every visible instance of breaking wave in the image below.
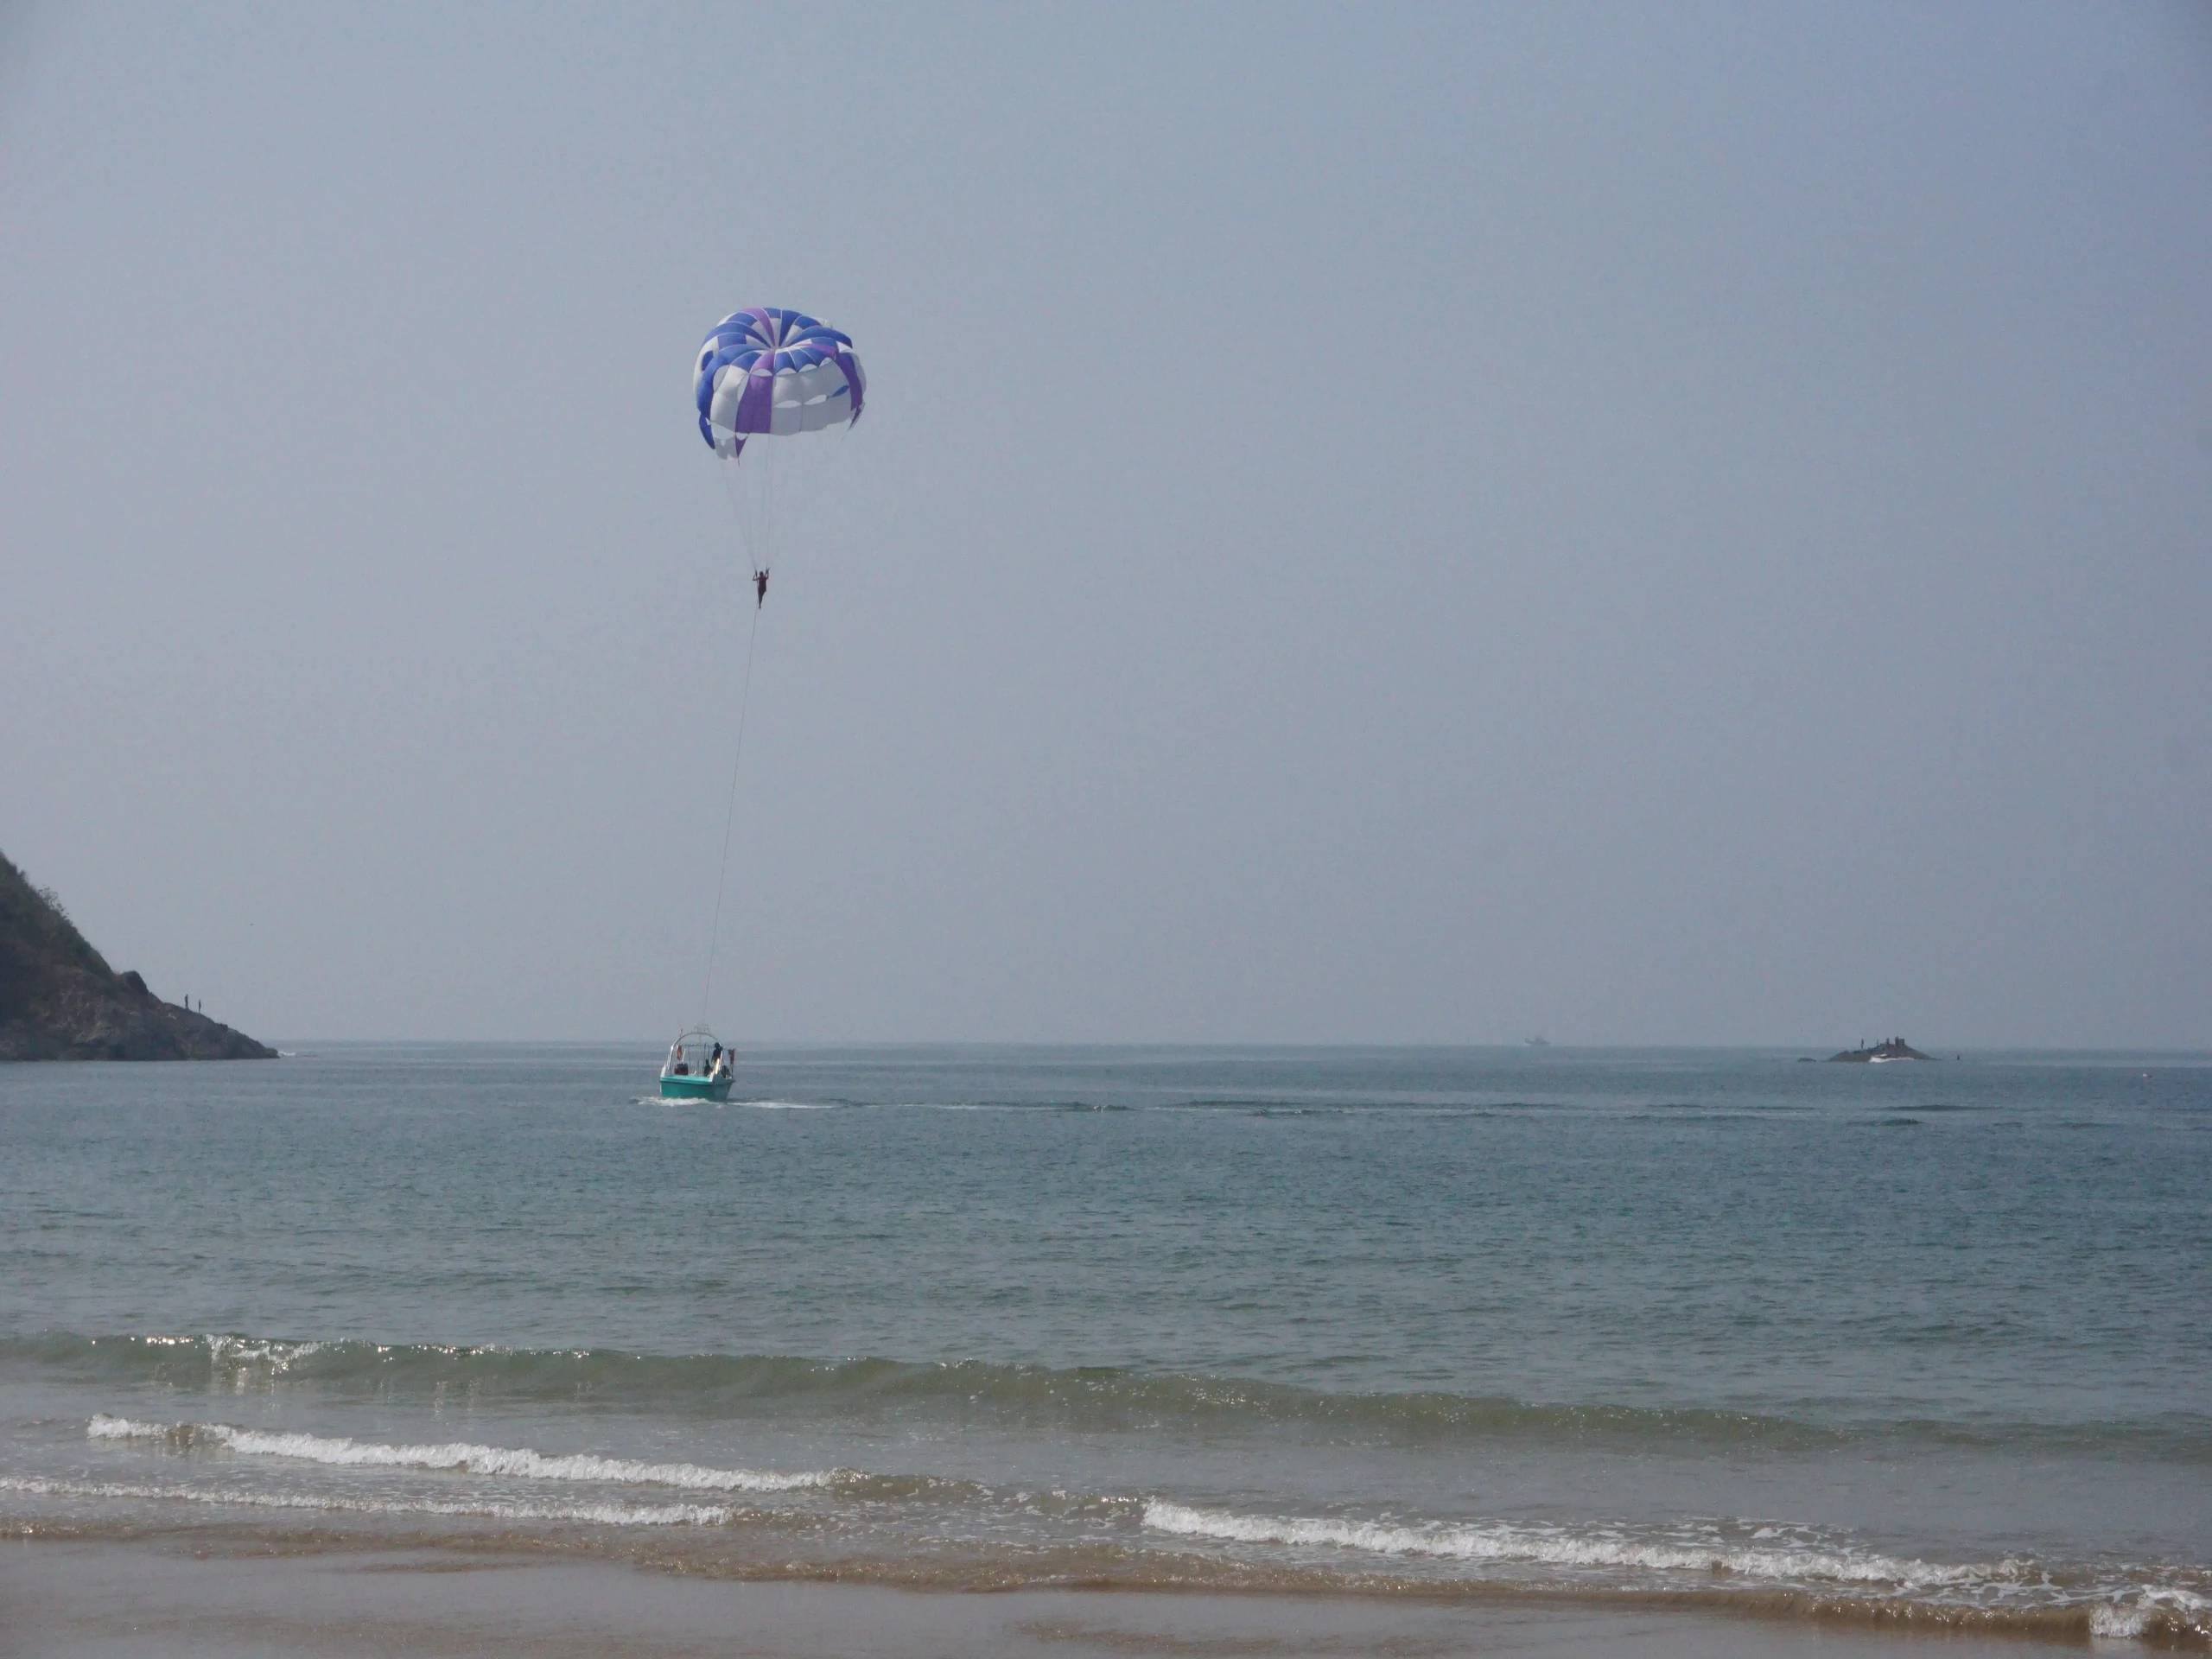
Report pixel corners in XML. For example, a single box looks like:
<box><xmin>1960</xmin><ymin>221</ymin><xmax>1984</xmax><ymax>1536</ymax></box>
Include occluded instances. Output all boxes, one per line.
<box><xmin>1142</xmin><ymin>1499</ymin><xmax>1984</xmax><ymax>1586</ymax></box>
<box><xmin>1140</xmin><ymin>1502</ymin><xmax>2211</xmax><ymax>1645</ymax></box>
<box><xmin>2</xmin><ymin>1475</ymin><xmax>731</xmax><ymax>1526</ymax></box>
<box><xmin>12</xmin><ymin>1333</ymin><xmax>2207</xmax><ymax>1460</ymax></box>
<box><xmin>10</xmin><ymin>1474</ymin><xmax>2206</xmax><ymax>1647</ymax></box>
<box><xmin>86</xmin><ymin>1415</ymin><xmax>835</xmax><ymax>1492</ymax></box>
<box><xmin>9</xmin><ymin>1424</ymin><xmax>2204</xmax><ymax>1649</ymax></box>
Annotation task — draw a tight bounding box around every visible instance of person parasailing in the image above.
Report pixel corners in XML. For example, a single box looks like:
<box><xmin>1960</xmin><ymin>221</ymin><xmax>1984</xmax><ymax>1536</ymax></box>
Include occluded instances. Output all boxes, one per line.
<box><xmin>696</xmin><ymin>307</ymin><xmax>862</xmax><ymax>610</ymax></box>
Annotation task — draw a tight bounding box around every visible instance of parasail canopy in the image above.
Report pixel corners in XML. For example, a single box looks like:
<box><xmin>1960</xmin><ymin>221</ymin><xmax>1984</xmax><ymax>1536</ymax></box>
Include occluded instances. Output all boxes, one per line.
<box><xmin>694</xmin><ymin>307</ymin><xmax>865</xmax><ymax>458</ymax></box>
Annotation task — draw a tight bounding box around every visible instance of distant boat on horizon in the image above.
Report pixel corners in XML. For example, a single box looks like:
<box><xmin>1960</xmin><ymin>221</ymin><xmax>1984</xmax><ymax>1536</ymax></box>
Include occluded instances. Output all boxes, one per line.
<box><xmin>1524</xmin><ymin>1035</ymin><xmax>1550</xmax><ymax>1048</ymax></box>
<box><xmin>1828</xmin><ymin>1037</ymin><xmax>1933</xmax><ymax>1064</ymax></box>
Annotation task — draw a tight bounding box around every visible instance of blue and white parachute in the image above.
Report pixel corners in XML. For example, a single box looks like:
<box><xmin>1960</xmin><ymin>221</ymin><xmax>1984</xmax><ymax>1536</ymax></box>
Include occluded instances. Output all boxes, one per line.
<box><xmin>694</xmin><ymin>308</ymin><xmax>865</xmax><ymax>460</ymax></box>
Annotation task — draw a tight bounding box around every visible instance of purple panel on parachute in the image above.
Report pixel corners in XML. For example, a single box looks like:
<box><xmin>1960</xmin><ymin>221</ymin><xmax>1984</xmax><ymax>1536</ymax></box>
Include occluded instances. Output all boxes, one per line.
<box><xmin>829</xmin><ymin>344</ymin><xmax>863</xmax><ymax>423</ymax></box>
<box><xmin>734</xmin><ymin>363</ymin><xmax>775</xmax><ymax>434</ymax></box>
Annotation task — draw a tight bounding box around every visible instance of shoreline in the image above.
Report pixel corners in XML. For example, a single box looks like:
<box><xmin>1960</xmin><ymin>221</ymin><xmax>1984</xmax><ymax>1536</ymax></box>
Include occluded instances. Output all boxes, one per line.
<box><xmin>0</xmin><ymin>1536</ymin><xmax>2104</xmax><ymax>1659</ymax></box>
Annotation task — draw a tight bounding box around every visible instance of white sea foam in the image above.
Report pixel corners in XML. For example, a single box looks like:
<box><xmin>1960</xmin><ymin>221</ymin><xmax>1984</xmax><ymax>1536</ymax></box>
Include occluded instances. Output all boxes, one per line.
<box><xmin>3</xmin><ymin>1475</ymin><xmax>728</xmax><ymax>1526</ymax></box>
<box><xmin>1141</xmin><ymin>1501</ymin><xmax>1987</xmax><ymax>1588</ymax></box>
<box><xmin>2089</xmin><ymin>1586</ymin><xmax>2212</xmax><ymax>1640</ymax></box>
<box><xmin>87</xmin><ymin>1415</ymin><xmax>836</xmax><ymax>1492</ymax></box>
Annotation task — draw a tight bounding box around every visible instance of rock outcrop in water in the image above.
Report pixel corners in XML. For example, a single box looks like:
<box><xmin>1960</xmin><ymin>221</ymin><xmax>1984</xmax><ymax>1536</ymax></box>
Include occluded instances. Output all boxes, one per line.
<box><xmin>1827</xmin><ymin>1037</ymin><xmax>1932</xmax><ymax>1062</ymax></box>
<box><xmin>0</xmin><ymin>849</ymin><xmax>274</xmax><ymax>1060</ymax></box>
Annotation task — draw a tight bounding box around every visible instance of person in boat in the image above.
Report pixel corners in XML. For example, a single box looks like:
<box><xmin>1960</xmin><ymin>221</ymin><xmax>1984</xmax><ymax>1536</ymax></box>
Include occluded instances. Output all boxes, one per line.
<box><xmin>753</xmin><ymin>569</ymin><xmax>768</xmax><ymax>607</ymax></box>
<box><xmin>709</xmin><ymin>1041</ymin><xmax>723</xmax><ymax>1076</ymax></box>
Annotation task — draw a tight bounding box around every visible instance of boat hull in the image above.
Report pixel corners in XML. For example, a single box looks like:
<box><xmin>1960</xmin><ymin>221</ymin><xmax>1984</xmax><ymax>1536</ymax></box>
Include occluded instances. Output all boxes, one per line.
<box><xmin>658</xmin><ymin>1075</ymin><xmax>734</xmax><ymax>1102</ymax></box>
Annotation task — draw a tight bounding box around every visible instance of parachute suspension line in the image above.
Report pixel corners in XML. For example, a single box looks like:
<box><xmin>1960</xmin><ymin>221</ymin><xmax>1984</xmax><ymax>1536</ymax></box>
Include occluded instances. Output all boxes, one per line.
<box><xmin>698</xmin><ymin>432</ymin><xmax>785</xmax><ymax>1025</ymax></box>
<box><xmin>753</xmin><ymin>432</ymin><xmax>782</xmax><ymax>594</ymax></box>
<box><xmin>718</xmin><ymin>435</ymin><xmax>785</xmax><ymax>604</ymax></box>
<box><xmin>699</xmin><ymin>597</ymin><xmax>763</xmax><ymax>1026</ymax></box>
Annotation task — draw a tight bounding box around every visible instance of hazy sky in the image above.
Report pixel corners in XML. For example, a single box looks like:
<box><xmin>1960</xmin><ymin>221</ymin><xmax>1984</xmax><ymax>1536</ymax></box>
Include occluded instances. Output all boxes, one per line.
<box><xmin>3</xmin><ymin>3</ymin><xmax>2208</xmax><ymax>1046</ymax></box>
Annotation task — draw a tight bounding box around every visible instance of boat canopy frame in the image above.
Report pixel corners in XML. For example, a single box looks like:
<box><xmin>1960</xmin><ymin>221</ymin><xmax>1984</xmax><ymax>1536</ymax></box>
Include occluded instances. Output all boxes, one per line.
<box><xmin>660</xmin><ymin>1026</ymin><xmax>728</xmax><ymax>1080</ymax></box>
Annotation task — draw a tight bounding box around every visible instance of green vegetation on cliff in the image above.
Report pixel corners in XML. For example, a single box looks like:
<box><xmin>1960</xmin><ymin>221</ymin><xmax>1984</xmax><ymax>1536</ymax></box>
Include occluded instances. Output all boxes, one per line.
<box><xmin>0</xmin><ymin>849</ymin><xmax>274</xmax><ymax>1060</ymax></box>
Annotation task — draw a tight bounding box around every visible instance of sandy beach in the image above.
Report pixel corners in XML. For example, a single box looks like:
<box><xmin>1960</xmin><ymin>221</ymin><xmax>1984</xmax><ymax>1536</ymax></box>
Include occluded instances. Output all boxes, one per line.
<box><xmin>3</xmin><ymin>1538</ymin><xmax>2097</xmax><ymax>1659</ymax></box>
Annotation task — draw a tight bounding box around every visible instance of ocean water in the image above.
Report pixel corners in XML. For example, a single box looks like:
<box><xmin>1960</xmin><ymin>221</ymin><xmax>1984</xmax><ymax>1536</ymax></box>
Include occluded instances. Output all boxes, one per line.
<box><xmin>0</xmin><ymin>1045</ymin><xmax>2206</xmax><ymax>1648</ymax></box>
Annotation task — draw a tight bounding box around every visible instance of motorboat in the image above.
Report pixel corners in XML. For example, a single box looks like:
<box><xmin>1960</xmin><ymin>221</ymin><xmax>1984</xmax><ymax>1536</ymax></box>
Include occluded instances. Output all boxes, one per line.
<box><xmin>659</xmin><ymin>1027</ymin><xmax>734</xmax><ymax>1101</ymax></box>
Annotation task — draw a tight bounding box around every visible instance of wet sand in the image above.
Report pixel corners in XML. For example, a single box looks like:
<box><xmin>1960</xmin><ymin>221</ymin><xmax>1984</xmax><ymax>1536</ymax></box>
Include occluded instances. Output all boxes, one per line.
<box><xmin>0</xmin><ymin>1539</ymin><xmax>2091</xmax><ymax>1659</ymax></box>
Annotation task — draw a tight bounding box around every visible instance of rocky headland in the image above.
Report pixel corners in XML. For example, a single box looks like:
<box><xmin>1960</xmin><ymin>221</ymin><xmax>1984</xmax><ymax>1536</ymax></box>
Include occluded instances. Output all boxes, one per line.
<box><xmin>0</xmin><ymin>849</ymin><xmax>274</xmax><ymax>1061</ymax></box>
